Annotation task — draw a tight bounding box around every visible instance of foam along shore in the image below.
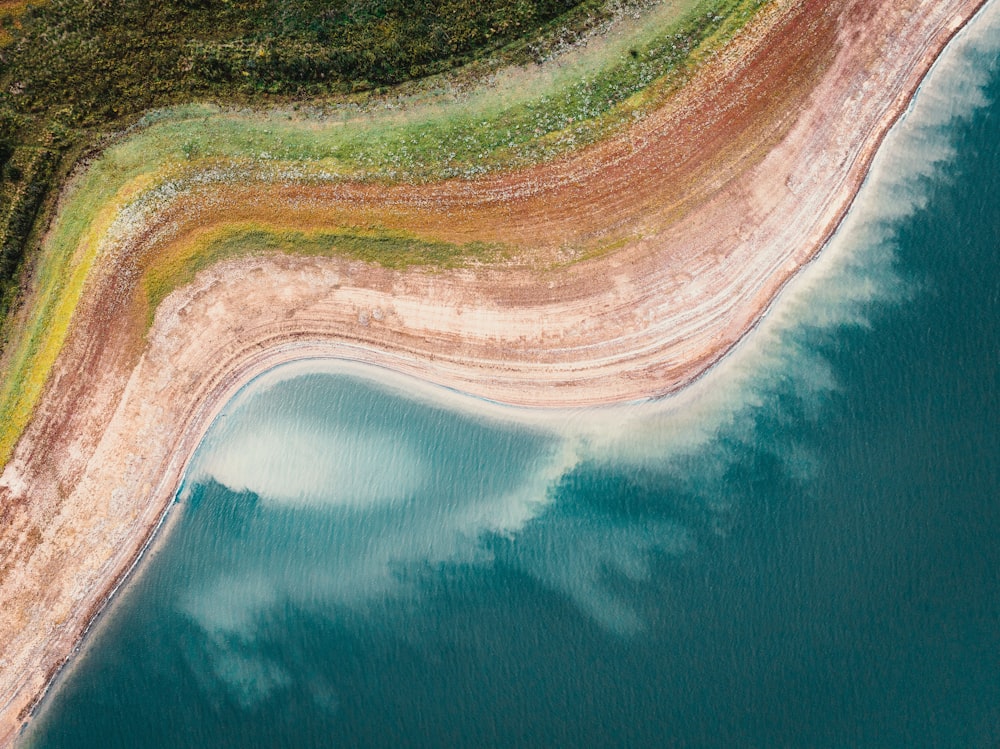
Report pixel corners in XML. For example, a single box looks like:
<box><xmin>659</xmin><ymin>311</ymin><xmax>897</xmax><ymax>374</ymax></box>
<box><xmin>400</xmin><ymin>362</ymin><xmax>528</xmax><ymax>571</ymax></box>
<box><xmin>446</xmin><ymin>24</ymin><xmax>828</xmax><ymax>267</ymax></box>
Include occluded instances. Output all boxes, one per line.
<box><xmin>0</xmin><ymin>0</ymin><xmax>988</xmax><ymax>743</ymax></box>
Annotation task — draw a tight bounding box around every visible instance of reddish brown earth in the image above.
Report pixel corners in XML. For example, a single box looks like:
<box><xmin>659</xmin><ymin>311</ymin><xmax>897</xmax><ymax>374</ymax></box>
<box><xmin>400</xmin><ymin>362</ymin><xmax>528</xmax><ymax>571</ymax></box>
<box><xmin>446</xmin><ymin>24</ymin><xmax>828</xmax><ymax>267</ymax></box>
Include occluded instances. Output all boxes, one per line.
<box><xmin>0</xmin><ymin>0</ymin><xmax>986</xmax><ymax>743</ymax></box>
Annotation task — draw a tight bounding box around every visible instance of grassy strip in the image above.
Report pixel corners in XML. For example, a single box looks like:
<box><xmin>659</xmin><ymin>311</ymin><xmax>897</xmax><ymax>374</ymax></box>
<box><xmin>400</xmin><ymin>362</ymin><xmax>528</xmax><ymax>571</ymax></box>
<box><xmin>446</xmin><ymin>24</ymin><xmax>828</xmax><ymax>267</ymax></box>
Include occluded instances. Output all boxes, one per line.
<box><xmin>142</xmin><ymin>224</ymin><xmax>505</xmax><ymax>327</ymax></box>
<box><xmin>0</xmin><ymin>0</ymin><xmax>768</xmax><ymax>467</ymax></box>
<box><xmin>127</xmin><ymin>0</ymin><xmax>763</xmax><ymax>182</ymax></box>
<box><xmin>0</xmin><ymin>168</ymin><xmax>161</xmax><ymax>463</ymax></box>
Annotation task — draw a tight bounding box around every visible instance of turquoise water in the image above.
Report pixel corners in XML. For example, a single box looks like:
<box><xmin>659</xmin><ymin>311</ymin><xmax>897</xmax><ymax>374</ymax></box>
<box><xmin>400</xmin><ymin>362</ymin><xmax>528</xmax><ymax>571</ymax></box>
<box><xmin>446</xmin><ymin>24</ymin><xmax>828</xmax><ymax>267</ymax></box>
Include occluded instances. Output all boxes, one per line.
<box><xmin>22</xmin><ymin>6</ymin><xmax>1000</xmax><ymax>748</ymax></box>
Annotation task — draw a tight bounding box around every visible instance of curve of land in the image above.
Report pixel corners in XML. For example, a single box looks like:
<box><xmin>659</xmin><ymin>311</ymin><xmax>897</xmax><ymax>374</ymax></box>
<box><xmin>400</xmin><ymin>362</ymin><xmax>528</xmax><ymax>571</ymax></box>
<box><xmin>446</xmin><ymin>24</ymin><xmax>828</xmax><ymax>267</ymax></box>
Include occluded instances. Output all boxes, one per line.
<box><xmin>0</xmin><ymin>0</ymin><xmax>986</xmax><ymax>743</ymax></box>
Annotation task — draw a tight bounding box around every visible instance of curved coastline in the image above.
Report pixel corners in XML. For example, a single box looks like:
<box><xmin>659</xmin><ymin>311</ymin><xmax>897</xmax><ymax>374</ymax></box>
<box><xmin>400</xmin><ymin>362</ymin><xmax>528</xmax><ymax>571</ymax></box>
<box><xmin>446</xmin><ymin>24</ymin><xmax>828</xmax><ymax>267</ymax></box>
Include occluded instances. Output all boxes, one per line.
<box><xmin>0</xmin><ymin>0</ymin><xmax>989</xmax><ymax>743</ymax></box>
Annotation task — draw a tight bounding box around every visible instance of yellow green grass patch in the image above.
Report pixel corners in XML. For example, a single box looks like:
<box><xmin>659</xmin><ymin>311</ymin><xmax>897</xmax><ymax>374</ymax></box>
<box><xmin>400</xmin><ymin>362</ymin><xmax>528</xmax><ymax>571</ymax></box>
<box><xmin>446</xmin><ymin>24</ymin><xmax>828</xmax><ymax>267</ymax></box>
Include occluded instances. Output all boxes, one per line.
<box><xmin>142</xmin><ymin>223</ymin><xmax>506</xmax><ymax>327</ymax></box>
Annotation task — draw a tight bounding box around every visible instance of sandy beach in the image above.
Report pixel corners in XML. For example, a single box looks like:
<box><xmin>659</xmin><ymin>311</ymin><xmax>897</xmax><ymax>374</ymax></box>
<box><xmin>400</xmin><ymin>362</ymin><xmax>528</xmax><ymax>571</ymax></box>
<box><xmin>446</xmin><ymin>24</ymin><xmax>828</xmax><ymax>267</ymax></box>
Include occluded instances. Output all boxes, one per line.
<box><xmin>0</xmin><ymin>0</ymin><xmax>987</xmax><ymax>742</ymax></box>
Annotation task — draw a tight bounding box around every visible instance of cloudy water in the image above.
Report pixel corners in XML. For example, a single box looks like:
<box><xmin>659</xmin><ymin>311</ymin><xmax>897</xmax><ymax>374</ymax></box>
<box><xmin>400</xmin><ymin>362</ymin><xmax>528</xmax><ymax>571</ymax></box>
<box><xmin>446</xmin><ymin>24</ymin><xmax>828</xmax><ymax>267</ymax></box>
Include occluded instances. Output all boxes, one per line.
<box><xmin>22</xmin><ymin>4</ymin><xmax>1000</xmax><ymax>747</ymax></box>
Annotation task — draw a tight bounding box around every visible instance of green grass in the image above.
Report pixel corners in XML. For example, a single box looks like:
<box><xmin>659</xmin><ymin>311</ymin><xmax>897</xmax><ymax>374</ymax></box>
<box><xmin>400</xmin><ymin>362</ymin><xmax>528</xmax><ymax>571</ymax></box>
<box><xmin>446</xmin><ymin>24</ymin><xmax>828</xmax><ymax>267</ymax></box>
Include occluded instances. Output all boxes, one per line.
<box><xmin>142</xmin><ymin>224</ymin><xmax>506</xmax><ymax>327</ymax></box>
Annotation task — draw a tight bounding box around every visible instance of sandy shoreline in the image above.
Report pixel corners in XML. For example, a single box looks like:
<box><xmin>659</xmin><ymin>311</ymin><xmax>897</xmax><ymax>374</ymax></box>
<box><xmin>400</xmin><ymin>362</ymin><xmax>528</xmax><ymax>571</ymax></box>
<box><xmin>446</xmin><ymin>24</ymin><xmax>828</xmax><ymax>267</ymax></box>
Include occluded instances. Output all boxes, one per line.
<box><xmin>0</xmin><ymin>0</ymin><xmax>988</xmax><ymax>743</ymax></box>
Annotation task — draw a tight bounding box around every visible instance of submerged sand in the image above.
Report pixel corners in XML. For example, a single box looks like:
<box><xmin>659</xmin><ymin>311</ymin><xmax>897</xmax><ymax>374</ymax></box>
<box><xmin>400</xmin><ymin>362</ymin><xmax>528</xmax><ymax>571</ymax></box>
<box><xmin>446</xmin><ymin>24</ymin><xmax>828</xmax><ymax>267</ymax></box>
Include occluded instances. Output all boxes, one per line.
<box><xmin>0</xmin><ymin>0</ymin><xmax>987</xmax><ymax>743</ymax></box>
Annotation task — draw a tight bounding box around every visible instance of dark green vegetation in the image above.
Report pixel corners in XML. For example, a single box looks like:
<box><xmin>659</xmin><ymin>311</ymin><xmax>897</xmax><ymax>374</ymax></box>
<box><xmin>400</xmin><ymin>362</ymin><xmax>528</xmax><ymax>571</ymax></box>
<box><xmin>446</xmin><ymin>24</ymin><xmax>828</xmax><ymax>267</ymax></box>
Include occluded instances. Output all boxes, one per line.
<box><xmin>0</xmin><ymin>0</ymin><xmax>595</xmax><ymax>335</ymax></box>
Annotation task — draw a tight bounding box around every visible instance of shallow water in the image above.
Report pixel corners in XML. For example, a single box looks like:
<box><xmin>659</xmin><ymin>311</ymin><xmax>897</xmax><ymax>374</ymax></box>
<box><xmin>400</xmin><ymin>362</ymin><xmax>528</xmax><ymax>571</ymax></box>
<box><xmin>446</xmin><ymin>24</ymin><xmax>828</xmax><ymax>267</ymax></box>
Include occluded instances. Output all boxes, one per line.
<box><xmin>22</xmin><ymin>4</ymin><xmax>1000</xmax><ymax>747</ymax></box>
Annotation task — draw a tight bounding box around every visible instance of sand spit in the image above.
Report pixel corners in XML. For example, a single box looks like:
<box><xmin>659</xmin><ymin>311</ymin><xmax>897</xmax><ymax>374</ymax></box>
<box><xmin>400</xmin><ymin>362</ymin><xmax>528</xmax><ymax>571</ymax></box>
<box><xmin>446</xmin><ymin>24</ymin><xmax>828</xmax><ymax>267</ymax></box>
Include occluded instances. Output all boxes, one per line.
<box><xmin>0</xmin><ymin>0</ymin><xmax>987</xmax><ymax>742</ymax></box>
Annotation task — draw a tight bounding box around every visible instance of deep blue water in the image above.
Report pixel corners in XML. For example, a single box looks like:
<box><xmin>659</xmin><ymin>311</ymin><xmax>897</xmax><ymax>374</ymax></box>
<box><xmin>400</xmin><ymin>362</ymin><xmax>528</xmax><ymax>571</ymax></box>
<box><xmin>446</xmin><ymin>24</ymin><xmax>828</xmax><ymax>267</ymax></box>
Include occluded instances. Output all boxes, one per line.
<box><xmin>22</xmin><ymin>6</ymin><xmax>1000</xmax><ymax>748</ymax></box>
